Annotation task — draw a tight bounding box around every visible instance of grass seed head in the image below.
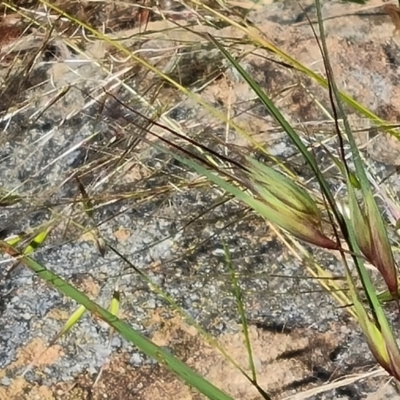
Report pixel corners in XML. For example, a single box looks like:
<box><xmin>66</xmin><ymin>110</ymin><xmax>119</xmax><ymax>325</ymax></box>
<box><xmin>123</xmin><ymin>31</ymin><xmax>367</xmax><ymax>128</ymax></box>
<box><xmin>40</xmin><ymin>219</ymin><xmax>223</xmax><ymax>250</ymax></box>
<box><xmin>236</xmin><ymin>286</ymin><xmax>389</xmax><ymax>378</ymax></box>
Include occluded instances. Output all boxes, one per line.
<box><xmin>248</xmin><ymin>158</ymin><xmax>338</xmax><ymax>250</ymax></box>
<box><xmin>348</xmin><ymin>185</ymin><xmax>398</xmax><ymax>300</ymax></box>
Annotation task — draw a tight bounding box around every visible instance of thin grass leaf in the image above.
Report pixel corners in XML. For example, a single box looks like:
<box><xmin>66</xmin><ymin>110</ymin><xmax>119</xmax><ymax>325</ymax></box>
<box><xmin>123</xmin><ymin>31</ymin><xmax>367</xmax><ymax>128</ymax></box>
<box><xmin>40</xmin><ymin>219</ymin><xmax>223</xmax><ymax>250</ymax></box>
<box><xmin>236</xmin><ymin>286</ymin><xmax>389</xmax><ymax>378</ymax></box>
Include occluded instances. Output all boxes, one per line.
<box><xmin>0</xmin><ymin>192</ymin><xmax>21</xmax><ymax>206</ymax></box>
<box><xmin>22</xmin><ymin>227</ymin><xmax>51</xmax><ymax>255</ymax></box>
<box><xmin>20</xmin><ymin>304</ymin><xmax>87</xmax><ymax>378</ymax></box>
<box><xmin>92</xmin><ymin>286</ymin><xmax>123</xmax><ymax>387</ymax></box>
<box><xmin>342</xmin><ymin>0</ymin><xmax>368</xmax><ymax>3</ymax></box>
<box><xmin>5</xmin><ymin>227</ymin><xmax>51</xmax><ymax>253</ymax></box>
<box><xmin>76</xmin><ymin>175</ymin><xmax>94</xmax><ymax>218</ymax></box>
<box><xmin>224</xmin><ymin>244</ymin><xmax>257</xmax><ymax>383</ymax></box>
<box><xmin>375</xmin><ymin>288</ymin><xmax>400</xmax><ymax>304</ymax></box>
<box><xmin>4</xmin><ymin>226</ymin><xmax>53</xmax><ymax>278</ymax></box>
<box><xmin>109</xmin><ymin>288</ymin><xmax>120</xmax><ymax>317</ymax></box>
<box><xmin>321</xmin><ymin>148</ymin><xmax>361</xmax><ymax>189</ymax></box>
<box><xmin>107</xmin><ymin>286</ymin><xmax>121</xmax><ymax>339</ymax></box>
<box><xmin>0</xmin><ymin>240</ymin><xmax>234</xmax><ymax>400</ymax></box>
<box><xmin>50</xmin><ymin>305</ymin><xmax>87</xmax><ymax>346</ymax></box>
<box><xmin>5</xmin><ymin>234</ymin><xmax>23</xmax><ymax>246</ymax></box>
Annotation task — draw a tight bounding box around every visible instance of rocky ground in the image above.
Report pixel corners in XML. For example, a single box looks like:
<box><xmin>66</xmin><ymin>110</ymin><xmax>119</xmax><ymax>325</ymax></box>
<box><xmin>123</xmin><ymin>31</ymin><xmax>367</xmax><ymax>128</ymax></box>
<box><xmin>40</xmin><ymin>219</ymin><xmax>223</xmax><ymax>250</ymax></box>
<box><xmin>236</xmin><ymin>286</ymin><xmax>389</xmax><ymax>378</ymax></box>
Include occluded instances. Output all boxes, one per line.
<box><xmin>1</xmin><ymin>0</ymin><xmax>400</xmax><ymax>399</ymax></box>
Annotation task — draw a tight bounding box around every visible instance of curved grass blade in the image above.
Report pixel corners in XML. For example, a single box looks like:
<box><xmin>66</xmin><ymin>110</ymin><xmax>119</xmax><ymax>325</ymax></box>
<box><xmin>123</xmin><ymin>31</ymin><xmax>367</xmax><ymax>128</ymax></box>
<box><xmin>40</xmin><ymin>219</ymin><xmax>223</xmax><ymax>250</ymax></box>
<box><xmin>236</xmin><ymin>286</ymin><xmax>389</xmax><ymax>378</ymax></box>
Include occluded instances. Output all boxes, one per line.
<box><xmin>224</xmin><ymin>244</ymin><xmax>255</xmax><ymax>379</ymax></box>
<box><xmin>223</xmin><ymin>243</ymin><xmax>272</xmax><ymax>400</ymax></box>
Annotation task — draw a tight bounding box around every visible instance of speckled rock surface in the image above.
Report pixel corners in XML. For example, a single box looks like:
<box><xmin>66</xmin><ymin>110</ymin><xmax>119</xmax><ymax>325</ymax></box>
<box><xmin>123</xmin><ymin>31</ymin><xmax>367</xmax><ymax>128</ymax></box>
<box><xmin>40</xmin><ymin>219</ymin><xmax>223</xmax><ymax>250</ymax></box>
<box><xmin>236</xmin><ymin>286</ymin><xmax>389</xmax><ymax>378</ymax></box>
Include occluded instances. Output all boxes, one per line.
<box><xmin>1</xmin><ymin>0</ymin><xmax>400</xmax><ymax>399</ymax></box>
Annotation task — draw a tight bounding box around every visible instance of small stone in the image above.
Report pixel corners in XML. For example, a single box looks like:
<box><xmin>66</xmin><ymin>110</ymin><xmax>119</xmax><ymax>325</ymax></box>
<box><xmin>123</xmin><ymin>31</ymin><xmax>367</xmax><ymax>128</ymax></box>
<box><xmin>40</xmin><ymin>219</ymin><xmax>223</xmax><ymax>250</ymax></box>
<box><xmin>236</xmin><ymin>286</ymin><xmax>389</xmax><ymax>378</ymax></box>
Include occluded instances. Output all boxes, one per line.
<box><xmin>130</xmin><ymin>353</ymin><xmax>142</xmax><ymax>366</ymax></box>
<box><xmin>1</xmin><ymin>377</ymin><xmax>11</xmax><ymax>386</ymax></box>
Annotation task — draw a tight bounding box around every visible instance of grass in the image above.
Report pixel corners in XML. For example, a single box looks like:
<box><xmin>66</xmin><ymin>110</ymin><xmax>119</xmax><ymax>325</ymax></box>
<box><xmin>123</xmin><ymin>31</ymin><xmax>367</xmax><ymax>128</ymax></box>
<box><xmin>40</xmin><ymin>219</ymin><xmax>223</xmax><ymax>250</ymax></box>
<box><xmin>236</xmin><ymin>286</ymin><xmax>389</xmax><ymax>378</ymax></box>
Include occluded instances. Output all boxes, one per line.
<box><xmin>1</xmin><ymin>0</ymin><xmax>400</xmax><ymax>398</ymax></box>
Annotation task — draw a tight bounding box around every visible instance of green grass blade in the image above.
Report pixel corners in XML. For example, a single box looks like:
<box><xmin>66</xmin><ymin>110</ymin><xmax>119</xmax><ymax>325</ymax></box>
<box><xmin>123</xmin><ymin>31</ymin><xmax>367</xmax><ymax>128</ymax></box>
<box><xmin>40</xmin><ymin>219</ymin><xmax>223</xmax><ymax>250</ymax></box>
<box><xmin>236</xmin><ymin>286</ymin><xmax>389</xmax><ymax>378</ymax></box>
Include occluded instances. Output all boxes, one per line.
<box><xmin>0</xmin><ymin>241</ymin><xmax>234</xmax><ymax>400</ymax></box>
<box><xmin>51</xmin><ymin>305</ymin><xmax>87</xmax><ymax>346</ymax></box>
<box><xmin>222</xmin><ymin>244</ymin><xmax>272</xmax><ymax>398</ymax></box>
<box><xmin>223</xmin><ymin>244</ymin><xmax>257</xmax><ymax>383</ymax></box>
